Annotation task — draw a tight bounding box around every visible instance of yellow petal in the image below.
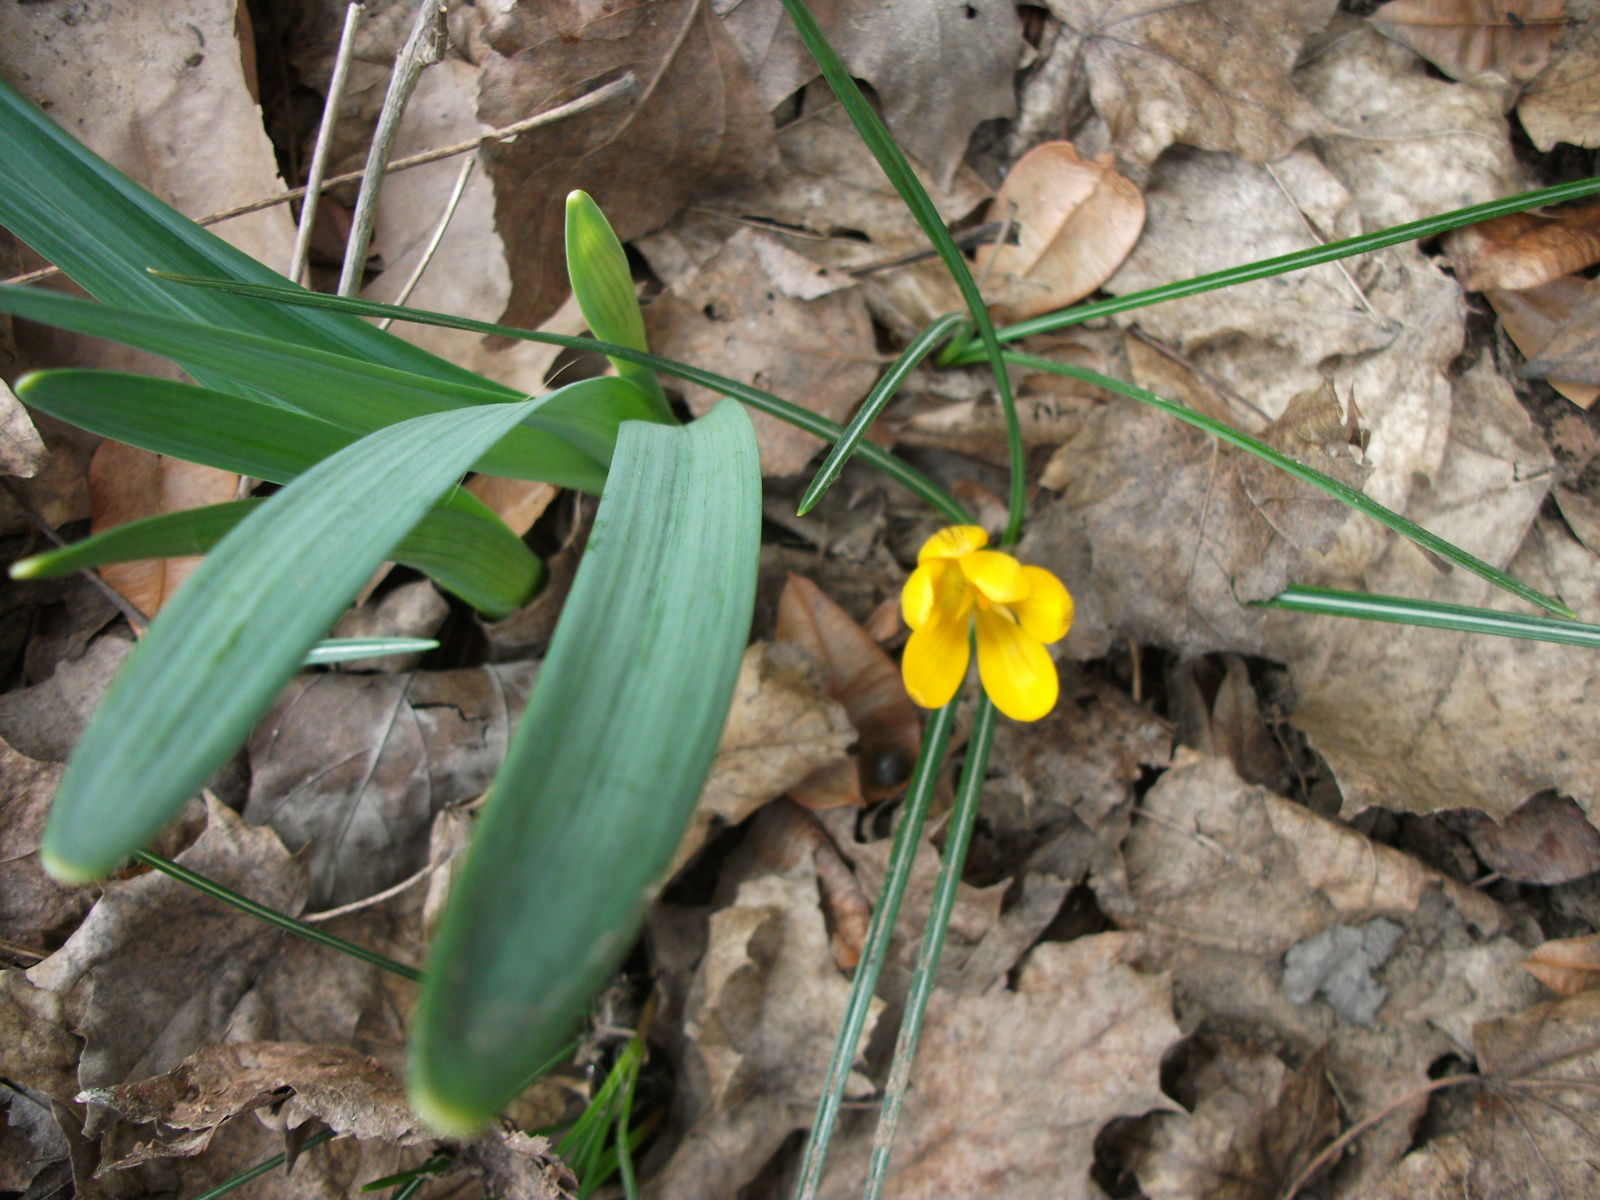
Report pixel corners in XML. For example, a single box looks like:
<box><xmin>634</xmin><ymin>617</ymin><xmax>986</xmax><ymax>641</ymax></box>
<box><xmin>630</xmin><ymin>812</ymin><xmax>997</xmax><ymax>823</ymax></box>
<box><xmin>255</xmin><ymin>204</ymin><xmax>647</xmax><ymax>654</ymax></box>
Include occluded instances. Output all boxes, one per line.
<box><xmin>974</xmin><ymin>608</ymin><xmax>1058</xmax><ymax>722</ymax></box>
<box><xmin>901</xmin><ymin>562</ymin><xmax>938</xmax><ymax>630</ymax></box>
<box><xmin>901</xmin><ymin>613</ymin><xmax>970</xmax><ymax>710</ymax></box>
<box><xmin>1013</xmin><ymin>566</ymin><xmax>1073</xmax><ymax>644</ymax></box>
<box><xmin>958</xmin><ymin>549</ymin><xmax>1029</xmax><ymax>604</ymax></box>
<box><xmin>918</xmin><ymin>524</ymin><xmax>987</xmax><ymax>563</ymax></box>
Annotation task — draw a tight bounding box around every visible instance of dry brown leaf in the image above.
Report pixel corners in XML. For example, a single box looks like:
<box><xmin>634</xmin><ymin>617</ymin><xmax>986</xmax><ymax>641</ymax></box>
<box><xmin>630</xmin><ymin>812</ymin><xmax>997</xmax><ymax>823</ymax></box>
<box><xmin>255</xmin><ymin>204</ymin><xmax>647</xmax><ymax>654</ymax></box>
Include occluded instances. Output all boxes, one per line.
<box><xmin>1518</xmin><ymin>11</ymin><xmax>1600</xmax><ymax>150</ymax></box>
<box><xmin>1133</xmin><ymin>1042</ymin><xmax>1339</xmax><ymax>1200</ymax></box>
<box><xmin>244</xmin><ymin>661</ymin><xmax>540</xmax><ymax>907</ymax></box>
<box><xmin>327</xmin><ymin>579</ymin><xmax>448</xmax><ymax>675</ymax></box>
<box><xmin>87</xmin><ymin>441</ymin><xmax>238</xmax><ymax>618</ymax></box>
<box><xmin>896</xmin><ymin>391</ymin><xmax>1099</xmax><ymax>467</ymax></box>
<box><xmin>477</xmin><ymin>0</ymin><xmax>776</xmax><ymax>331</ymax></box>
<box><xmin>644</xmin><ymin>228</ymin><xmax>880</xmax><ymax>476</ymax></box>
<box><xmin>1484</xmin><ymin>275</ymin><xmax>1600</xmax><ymax>407</ymax></box>
<box><xmin>0</xmin><ymin>634</ymin><xmax>134</xmax><ymax>763</ymax></box>
<box><xmin>776</xmin><ymin>573</ymin><xmax>920</xmax><ymax>807</ymax></box>
<box><xmin>746</xmin><ymin>799</ymin><xmax>872</xmax><ymax>971</ymax></box>
<box><xmin>1521</xmin><ymin>276</ymin><xmax>1600</xmax><ymax>385</ymax></box>
<box><xmin>0</xmin><ymin>380</ymin><xmax>47</xmax><ymax>479</ymax></box>
<box><xmin>718</xmin><ymin>0</ymin><xmax>1023</xmax><ymax>188</ymax></box>
<box><xmin>648</xmin><ymin>858</ymin><xmax>882</xmax><ymax>1200</ymax></box>
<box><xmin>0</xmin><ymin>737</ymin><xmax>90</xmax><ymax>943</ymax></box>
<box><xmin>464</xmin><ymin>475</ymin><xmax>558</xmax><ymax>538</ymax></box>
<box><xmin>1369</xmin><ymin>0</ymin><xmax>1564</xmax><ymax>83</ymax></box>
<box><xmin>0</xmin><ymin>412</ymin><xmax>92</xmax><ymax>541</ymax></box>
<box><xmin>28</xmin><ymin>798</ymin><xmax>313</xmax><ymax>1096</ymax></box>
<box><xmin>670</xmin><ymin>643</ymin><xmax>855</xmax><ymax>877</ymax></box>
<box><xmin>1555</xmin><ymin>484</ymin><xmax>1600</xmax><ymax>552</ymax></box>
<box><xmin>814</xmin><ymin>933</ymin><xmax>1183</xmax><ymax>1200</ymax></box>
<box><xmin>973</xmin><ymin>141</ymin><xmax>1144</xmax><ymax>322</ymax></box>
<box><xmin>0</xmin><ymin>970</ymin><xmax>79</xmax><ymax>1192</ymax></box>
<box><xmin>1523</xmin><ymin>933</ymin><xmax>1600</xmax><ymax>995</ymax></box>
<box><xmin>1044</xmin><ymin>0</ymin><xmax>1337</xmax><ymax>174</ymax></box>
<box><xmin>1444</xmin><ymin>202</ymin><xmax>1600</xmax><ymax>292</ymax></box>
<box><xmin>465</xmin><ymin>1129</ymin><xmax>573</xmax><ymax>1200</ymax></box>
<box><xmin>1457</xmin><ymin>791</ymin><xmax>1600</xmax><ymax>884</ymax></box>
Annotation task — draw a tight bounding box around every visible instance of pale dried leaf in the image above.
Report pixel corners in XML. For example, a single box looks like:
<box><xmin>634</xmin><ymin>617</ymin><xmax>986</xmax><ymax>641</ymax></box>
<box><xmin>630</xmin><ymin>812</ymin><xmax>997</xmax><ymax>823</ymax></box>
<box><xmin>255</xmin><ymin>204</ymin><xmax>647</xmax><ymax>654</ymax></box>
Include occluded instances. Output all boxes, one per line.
<box><xmin>1522</xmin><ymin>277</ymin><xmax>1600</xmax><ymax>385</ymax></box>
<box><xmin>0</xmin><ymin>380</ymin><xmax>47</xmax><ymax>480</ymax></box>
<box><xmin>897</xmin><ymin>391</ymin><xmax>1099</xmax><ymax>467</ymax></box>
<box><xmin>1484</xmin><ymin>276</ymin><xmax>1600</xmax><ymax>407</ymax></box>
<box><xmin>973</xmin><ymin>141</ymin><xmax>1144</xmax><ymax>321</ymax></box>
<box><xmin>87</xmin><ymin>441</ymin><xmax>238</xmax><ymax>618</ymax></box>
<box><xmin>1444</xmin><ymin>202</ymin><xmax>1600</xmax><ymax>292</ymax></box>
<box><xmin>466</xmin><ymin>1129</ymin><xmax>573</xmax><ymax>1200</ymax></box>
<box><xmin>1524</xmin><ymin>933</ymin><xmax>1600</xmax><ymax>996</ymax></box>
<box><xmin>1518</xmin><ymin>13</ymin><xmax>1600</xmax><ymax>150</ymax></box>
<box><xmin>1369</xmin><ymin>0</ymin><xmax>1564</xmax><ymax>83</ymax></box>
<box><xmin>0</xmin><ymin>971</ymin><xmax>78</xmax><ymax>1192</ymax></box>
<box><xmin>842</xmin><ymin>828</ymin><xmax>1008</xmax><ymax>958</ymax></box>
<box><xmin>644</xmin><ymin>228</ymin><xmax>880</xmax><ymax>475</ymax></box>
<box><xmin>1458</xmin><ymin>791</ymin><xmax>1600</xmax><ymax>884</ymax></box>
<box><xmin>0</xmin><ymin>634</ymin><xmax>134</xmax><ymax>763</ymax></box>
<box><xmin>464</xmin><ymin>475</ymin><xmax>558</xmax><ymax>538</ymax></box>
<box><xmin>745</xmin><ymin>800</ymin><xmax>872</xmax><ymax>972</ymax></box>
<box><xmin>244</xmin><ymin>662</ymin><xmax>540</xmax><ymax>907</ymax></box>
<box><xmin>1555</xmin><ymin>484</ymin><xmax>1600</xmax><ymax>552</ymax></box>
<box><xmin>0</xmin><ymin>738</ymin><xmax>90</xmax><ymax>941</ymax></box>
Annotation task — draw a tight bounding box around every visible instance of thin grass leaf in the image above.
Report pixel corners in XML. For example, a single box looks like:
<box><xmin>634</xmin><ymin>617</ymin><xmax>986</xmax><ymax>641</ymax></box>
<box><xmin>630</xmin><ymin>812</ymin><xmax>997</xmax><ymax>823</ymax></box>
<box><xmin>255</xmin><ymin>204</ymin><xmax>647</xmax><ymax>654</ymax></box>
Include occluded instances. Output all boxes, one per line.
<box><xmin>797</xmin><ymin>312</ymin><xmax>968</xmax><ymax>516</ymax></box>
<box><xmin>304</xmin><ymin>638</ymin><xmax>441</xmax><ymax>665</ymax></box>
<box><xmin>1006</xmin><ymin>351</ymin><xmax>1576</xmax><ymax>619</ymax></box>
<box><xmin>42</xmin><ymin>399</ymin><xmax>541</xmax><ymax>884</ymax></box>
<box><xmin>1258</xmin><ymin>585</ymin><xmax>1600</xmax><ymax>646</ymax></box>
<box><xmin>150</xmin><ymin>275</ymin><xmax>974</xmax><ymax>526</ymax></box>
<box><xmin>793</xmin><ymin>700</ymin><xmax>958</xmax><ymax>1200</ymax></box>
<box><xmin>358</xmin><ymin>1156</ymin><xmax>452</xmax><ymax>1193</ymax></box>
<box><xmin>945</xmin><ymin>175</ymin><xmax>1600</xmax><ymax>359</ymax></box>
<box><xmin>0</xmin><ymin>77</ymin><xmax>486</xmax><ymax>385</ymax></box>
<box><xmin>409</xmin><ymin>399</ymin><xmax>761</xmax><ymax>1135</ymax></box>
<box><xmin>190</xmin><ymin>1129</ymin><xmax>338</xmax><ymax>1200</ymax></box>
<box><xmin>775</xmin><ymin>0</ymin><xmax>1026</xmax><ymax>544</ymax></box>
<box><xmin>566</xmin><ymin>190</ymin><xmax>673</xmax><ymax>422</ymax></box>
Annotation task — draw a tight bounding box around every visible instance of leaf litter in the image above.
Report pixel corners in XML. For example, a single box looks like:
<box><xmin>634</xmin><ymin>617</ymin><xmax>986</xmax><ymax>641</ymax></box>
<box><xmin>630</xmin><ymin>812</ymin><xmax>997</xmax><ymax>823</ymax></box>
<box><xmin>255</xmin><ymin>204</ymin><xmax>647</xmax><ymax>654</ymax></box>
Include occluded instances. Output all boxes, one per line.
<box><xmin>7</xmin><ymin>0</ymin><xmax>1600</xmax><ymax>1196</ymax></box>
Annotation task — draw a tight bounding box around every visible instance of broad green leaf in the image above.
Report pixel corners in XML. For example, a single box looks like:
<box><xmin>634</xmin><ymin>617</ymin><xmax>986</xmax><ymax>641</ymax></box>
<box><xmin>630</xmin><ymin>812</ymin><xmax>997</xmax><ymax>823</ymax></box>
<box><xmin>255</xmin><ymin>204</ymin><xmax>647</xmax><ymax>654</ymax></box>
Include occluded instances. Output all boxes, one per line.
<box><xmin>0</xmin><ymin>77</ymin><xmax>488</xmax><ymax>386</ymax></box>
<box><xmin>565</xmin><ymin>190</ymin><xmax>672</xmax><ymax>422</ymax></box>
<box><xmin>0</xmin><ymin>285</ymin><xmax>666</xmax><ymax>490</ymax></box>
<box><xmin>41</xmin><ymin>399</ymin><xmax>541</xmax><ymax>884</ymax></box>
<box><xmin>409</xmin><ymin>399</ymin><xmax>761</xmax><ymax>1134</ymax></box>
<box><xmin>305</xmin><ymin>639</ymin><xmax>440</xmax><ymax>666</ymax></box>
<box><xmin>16</xmin><ymin>370</ymin><xmax>543</xmax><ymax>616</ymax></box>
<box><xmin>1258</xmin><ymin>585</ymin><xmax>1600</xmax><ymax>647</ymax></box>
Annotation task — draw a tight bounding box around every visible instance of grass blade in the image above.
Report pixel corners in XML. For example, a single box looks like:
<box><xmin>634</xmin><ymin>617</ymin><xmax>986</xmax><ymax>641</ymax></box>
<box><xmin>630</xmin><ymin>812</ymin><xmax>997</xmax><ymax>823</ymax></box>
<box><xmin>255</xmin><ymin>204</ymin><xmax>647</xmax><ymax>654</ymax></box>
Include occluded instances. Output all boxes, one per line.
<box><xmin>1006</xmin><ymin>351</ymin><xmax>1576</xmax><ymax>619</ymax></box>
<box><xmin>1257</xmin><ymin>585</ymin><xmax>1600</xmax><ymax>646</ymax></box>
<box><xmin>305</xmin><ymin>638</ymin><xmax>440</xmax><ymax>665</ymax></box>
<box><xmin>41</xmin><ymin>399</ymin><xmax>541</xmax><ymax>883</ymax></box>
<box><xmin>190</xmin><ymin>1129</ymin><xmax>338</xmax><ymax>1200</ymax></box>
<box><xmin>776</xmin><ymin>0</ymin><xmax>1026</xmax><ymax>544</ymax></box>
<box><xmin>947</xmin><ymin>175</ymin><xmax>1600</xmax><ymax>357</ymax></box>
<box><xmin>797</xmin><ymin>313</ymin><xmax>968</xmax><ymax>516</ymax></box>
<box><xmin>150</xmin><ymin>275</ymin><xmax>974</xmax><ymax>526</ymax></box>
<box><xmin>409</xmin><ymin>399</ymin><xmax>761</xmax><ymax>1135</ymax></box>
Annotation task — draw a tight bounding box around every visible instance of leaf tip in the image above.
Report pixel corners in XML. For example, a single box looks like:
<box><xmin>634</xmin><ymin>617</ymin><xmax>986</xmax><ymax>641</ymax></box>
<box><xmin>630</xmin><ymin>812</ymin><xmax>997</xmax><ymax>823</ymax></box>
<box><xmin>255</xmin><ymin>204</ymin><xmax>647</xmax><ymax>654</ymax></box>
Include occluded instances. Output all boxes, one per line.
<box><xmin>405</xmin><ymin>1073</ymin><xmax>491</xmax><ymax>1140</ymax></box>
<box><xmin>38</xmin><ymin>841</ymin><xmax>106</xmax><ymax>886</ymax></box>
<box><xmin>9</xmin><ymin>556</ymin><xmax>44</xmax><ymax>580</ymax></box>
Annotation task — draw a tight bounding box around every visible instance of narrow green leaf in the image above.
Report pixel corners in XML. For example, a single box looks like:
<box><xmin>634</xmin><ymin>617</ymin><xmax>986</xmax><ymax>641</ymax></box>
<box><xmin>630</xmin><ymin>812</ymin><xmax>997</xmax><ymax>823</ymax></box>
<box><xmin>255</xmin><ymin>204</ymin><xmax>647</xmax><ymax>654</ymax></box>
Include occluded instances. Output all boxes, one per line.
<box><xmin>1006</xmin><ymin>351</ymin><xmax>1577</xmax><ymax>620</ymax></box>
<box><xmin>776</xmin><ymin>0</ymin><xmax>1025</xmax><ymax>544</ymax></box>
<box><xmin>42</xmin><ymin>399</ymin><xmax>541</xmax><ymax>884</ymax></box>
<box><xmin>947</xmin><ymin>175</ymin><xmax>1600</xmax><ymax>359</ymax></box>
<box><xmin>151</xmin><ymin>275</ymin><xmax>974</xmax><ymax>526</ymax></box>
<box><xmin>408</xmin><ymin>399</ymin><xmax>761</xmax><ymax>1135</ymax></box>
<box><xmin>190</xmin><ymin>1129</ymin><xmax>338</xmax><ymax>1200</ymax></box>
<box><xmin>565</xmin><ymin>190</ymin><xmax>673</xmax><ymax>422</ymax></box>
<box><xmin>305</xmin><ymin>639</ymin><xmax>441</xmax><ymax>666</ymax></box>
<box><xmin>1257</xmin><ymin>585</ymin><xmax>1600</xmax><ymax>647</ymax></box>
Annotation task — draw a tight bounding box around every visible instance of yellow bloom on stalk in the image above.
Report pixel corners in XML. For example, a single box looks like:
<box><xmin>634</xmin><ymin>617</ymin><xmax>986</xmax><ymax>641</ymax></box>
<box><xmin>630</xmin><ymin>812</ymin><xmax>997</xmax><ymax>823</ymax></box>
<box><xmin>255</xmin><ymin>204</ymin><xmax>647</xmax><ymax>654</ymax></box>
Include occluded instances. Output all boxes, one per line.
<box><xmin>900</xmin><ymin>526</ymin><xmax>1072</xmax><ymax>722</ymax></box>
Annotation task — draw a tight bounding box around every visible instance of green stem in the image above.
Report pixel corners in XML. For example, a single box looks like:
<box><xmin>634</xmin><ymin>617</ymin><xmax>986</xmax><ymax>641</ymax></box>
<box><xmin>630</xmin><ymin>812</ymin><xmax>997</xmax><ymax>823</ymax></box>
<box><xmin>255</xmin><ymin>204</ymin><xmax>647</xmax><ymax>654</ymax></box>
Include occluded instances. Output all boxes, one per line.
<box><xmin>792</xmin><ymin>700</ymin><xmax>957</xmax><ymax>1200</ymax></box>
<box><xmin>775</xmin><ymin>0</ymin><xmax>1026</xmax><ymax>544</ymax></box>
<box><xmin>799</xmin><ymin>313</ymin><xmax>969</xmax><ymax>517</ymax></box>
<box><xmin>132</xmin><ymin>850</ymin><xmax>423</xmax><ymax>982</ymax></box>
<box><xmin>1258</xmin><ymin>585</ymin><xmax>1600</xmax><ymax>646</ymax></box>
<box><xmin>615</xmin><ymin>1041</ymin><xmax>642</xmax><ymax>1200</ymax></box>
<box><xmin>863</xmin><ymin>697</ymin><xmax>996</xmax><ymax>1199</ymax></box>
<box><xmin>1003</xmin><ymin>351</ymin><xmax>1575</xmax><ymax>619</ymax></box>
<box><xmin>192</xmin><ymin>1129</ymin><xmax>336</xmax><ymax>1200</ymax></box>
<box><xmin>949</xmin><ymin>175</ymin><xmax>1600</xmax><ymax>360</ymax></box>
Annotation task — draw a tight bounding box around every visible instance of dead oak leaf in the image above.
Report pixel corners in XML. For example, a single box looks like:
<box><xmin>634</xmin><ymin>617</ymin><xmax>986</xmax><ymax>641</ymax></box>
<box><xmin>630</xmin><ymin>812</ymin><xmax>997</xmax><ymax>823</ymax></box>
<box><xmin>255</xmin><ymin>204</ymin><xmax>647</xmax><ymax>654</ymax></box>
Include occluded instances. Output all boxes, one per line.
<box><xmin>1521</xmin><ymin>274</ymin><xmax>1600</xmax><ymax>386</ymax></box>
<box><xmin>1523</xmin><ymin>933</ymin><xmax>1600</xmax><ymax>996</ymax></box>
<box><xmin>1485</xmin><ymin>275</ymin><xmax>1600</xmax><ymax>408</ymax></box>
<box><xmin>1455</xmin><ymin>790</ymin><xmax>1600</xmax><ymax>885</ymax></box>
<box><xmin>1043</xmin><ymin>0</ymin><xmax>1338</xmax><ymax>174</ymax></box>
<box><xmin>0</xmin><ymin>736</ymin><xmax>90</xmax><ymax>943</ymax></box>
<box><xmin>477</xmin><ymin>0</ymin><xmax>776</xmax><ymax>330</ymax></box>
<box><xmin>1444</xmin><ymin>201</ymin><xmax>1600</xmax><ymax>293</ymax></box>
<box><xmin>1369</xmin><ymin>0</ymin><xmax>1565</xmax><ymax>83</ymax></box>
<box><xmin>0</xmin><ymin>380</ymin><xmax>47</xmax><ymax>479</ymax></box>
<box><xmin>1518</xmin><ymin>10</ymin><xmax>1600</xmax><ymax>151</ymax></box>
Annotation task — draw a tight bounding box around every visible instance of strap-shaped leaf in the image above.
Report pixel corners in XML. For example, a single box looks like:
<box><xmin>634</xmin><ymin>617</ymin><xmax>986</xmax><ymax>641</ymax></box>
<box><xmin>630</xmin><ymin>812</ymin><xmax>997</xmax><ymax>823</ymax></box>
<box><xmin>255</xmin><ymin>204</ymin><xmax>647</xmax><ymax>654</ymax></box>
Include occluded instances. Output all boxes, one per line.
<box><xmin>1258</xmin><ymin>585</ymin><xmax>1600</xmax><ymax>647</ymax></box>
<box><xmin>0</xmin><ymin>285</ymin><xmax>664</xmax><ymax>491</ymax></box>
<box><xmin>408</xmin><ymin>399</ymin><xmax>761</xmax><ymax>1134</ymax></box>
<box><xmin>306</xmin><ymin>638</ymin><xmax>440</xmax><ymax>666</ymax></box>
<box><xmin>0</xmin><ymin>77</ymin><xmax>486</xmax><ymax>387</ymax></box>
<box><xmin>41</xmin><ymin>399</ymin><xmax>541</xmax><ymax>884</ymax></box>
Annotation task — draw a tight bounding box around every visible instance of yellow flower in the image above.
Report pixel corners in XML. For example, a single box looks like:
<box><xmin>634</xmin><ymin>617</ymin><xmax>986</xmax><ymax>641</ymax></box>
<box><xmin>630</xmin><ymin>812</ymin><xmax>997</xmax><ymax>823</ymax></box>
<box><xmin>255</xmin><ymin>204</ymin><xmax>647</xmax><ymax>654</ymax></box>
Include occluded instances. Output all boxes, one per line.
<box><xmin>900</xmin><ymin>525</ymin><xmax>1072</xmax><ymax>722</ymax></box>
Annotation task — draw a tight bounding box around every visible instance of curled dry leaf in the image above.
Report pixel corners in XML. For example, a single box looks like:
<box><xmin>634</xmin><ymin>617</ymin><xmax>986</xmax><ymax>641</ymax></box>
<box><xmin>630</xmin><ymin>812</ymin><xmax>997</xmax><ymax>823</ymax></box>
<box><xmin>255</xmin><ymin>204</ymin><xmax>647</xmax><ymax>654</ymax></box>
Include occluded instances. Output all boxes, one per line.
<box><xmin>644</xmin><ymin>228</ymin><xmax>881</xmax><ymax>476</ymax></box>
<box><xmin>776</xmin><ymin>573</ymin><xmax>920</xmax><ymax>808</ymax></box>
<box><xmin>1444</xmin><ymin>202</ymin><xmax>1600</xmax><ymax>293</ymax></box>
<box><xmin>87</xmin><ymin>441</ymin><xmax>239</xmax><ymax>618</ymax></box>
<box><xmin>0</xmin><ymin>380</ymin><xmax>47</xmax><ymax>479</ymax></box>
<box><xmin>1457</xmin><ymin>790</ymin><xmax>1600</xmax><ymax>885</ymax></box>
<box><xmin>1521</xmin><ymin>276</ymin><xmax>1600</xmax><ymax>386</ymax></box>
<box><xmin>464</xmin><ymin>474</ymin><xmax>558</xmax><ymax>539</ymax></box>
<box><xmin>244</xmin><ymin>662</ymin><xmax>540</xmax><ymax>907</ymax></box>
<box><xmin>669</xmin><ymin>642</ymin><xmax>855</xmax><ymax>877</ymax></box>
<box><xmin>1523</xmin><ymin>933</ymin><xmax>1600</xmax><ymax>996</ymax></box>
<box><xmin>0</xmin><ymin>737</ymin><xmax>90</xmax><ymax>942</ymax></box>
<box><xmin>1368</xmin><ymin>0</ymin><xmax>1565</xmax><ymax>83</ymax></box>
<box><xmin>746</xmin><ymin>799</ymin><xmax>871</xmax><ymax>971</ymax></box>
<box><xmin>973</xmin><ymin>141</ymin><xmax>1145</xmax><ymax>322</ymax></box>
<box><xmin>1518</xmin><ymin>12</ymin><xmax>1600</xmax><ymax>150</ymax></box>
<box><xmin>477</xmin><ymin>0</ymin><xmax>776</xmax><ymax>330</ymax></box>
<box><xmin>1485</xmin><ymin>275</ymin><xmax>1600</xmax><ymax>408</ymax></box>
<box><xmin>464</xmin><ymin>1129</ymin><xmax>572</xmax><ymax>1200</ymax></box>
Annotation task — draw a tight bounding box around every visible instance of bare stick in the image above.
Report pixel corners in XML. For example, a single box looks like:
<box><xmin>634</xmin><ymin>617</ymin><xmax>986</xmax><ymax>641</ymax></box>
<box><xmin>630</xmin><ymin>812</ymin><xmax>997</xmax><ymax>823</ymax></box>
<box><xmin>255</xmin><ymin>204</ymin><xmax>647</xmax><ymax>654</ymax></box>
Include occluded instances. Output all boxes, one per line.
<box><xmin>377</xmin><ymin>154</ymin><xmax>474</xmax><ymax>331</ymax></box>
<box><xmin>1</xmin><ymin>74</ymin><xmax>638</xmax><ymax>289</ymax></box>
<box><xmin>288</xmin><ymin>1</ymin><xmax>363</xmax><ymax>286</ymax></box>
<box><xmin>337</xmin><ymin>0</ymin><xmax>448</xmax><ymax>297</ymax></box>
